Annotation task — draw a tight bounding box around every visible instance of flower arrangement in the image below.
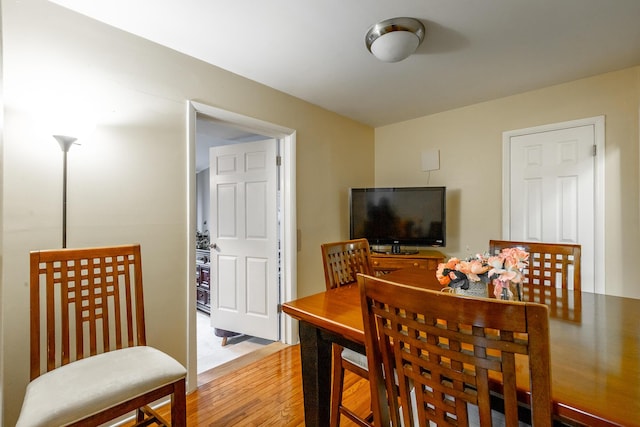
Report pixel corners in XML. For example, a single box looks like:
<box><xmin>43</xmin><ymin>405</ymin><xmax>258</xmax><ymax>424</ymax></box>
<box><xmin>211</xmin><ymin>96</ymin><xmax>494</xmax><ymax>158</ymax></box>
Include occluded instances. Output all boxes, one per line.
<box><xmin>436</xmin><ymin>247</ymin><xmax>529</xmax><ymax>300</ymax></box>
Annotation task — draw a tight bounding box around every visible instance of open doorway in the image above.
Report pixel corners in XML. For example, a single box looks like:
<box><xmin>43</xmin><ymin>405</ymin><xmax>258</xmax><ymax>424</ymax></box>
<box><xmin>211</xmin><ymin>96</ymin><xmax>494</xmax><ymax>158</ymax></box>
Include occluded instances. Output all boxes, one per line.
<box><xmin>195</xmin><ymin>118</ymin><xmax>275</xmax><ymax>373</ymax></box>
<box><xmin>186</xmin><ymin>101</ymin><xmax>297</xmax><ymax>391</ymax></box>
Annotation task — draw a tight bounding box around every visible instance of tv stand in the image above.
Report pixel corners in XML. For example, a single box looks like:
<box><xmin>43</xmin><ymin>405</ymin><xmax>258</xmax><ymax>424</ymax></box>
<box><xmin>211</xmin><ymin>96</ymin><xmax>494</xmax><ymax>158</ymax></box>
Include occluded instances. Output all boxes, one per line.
<box><xmin>371</xmin><ymin>250</ymin><xmax>445</xmax><ymax>287</ymax></box>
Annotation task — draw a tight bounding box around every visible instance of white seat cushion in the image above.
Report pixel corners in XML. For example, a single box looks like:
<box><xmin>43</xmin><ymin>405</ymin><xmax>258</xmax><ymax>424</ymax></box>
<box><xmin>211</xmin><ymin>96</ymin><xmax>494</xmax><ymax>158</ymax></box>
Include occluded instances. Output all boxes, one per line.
<box><xmin>341</xmin><ymin>347</ymin><xmax>368</xmax><ymax>371</ymax></box>
<box><xmin>16</xmin><ymin>346</ymin><xmax>186</xmax><ymax>427</ymax></box>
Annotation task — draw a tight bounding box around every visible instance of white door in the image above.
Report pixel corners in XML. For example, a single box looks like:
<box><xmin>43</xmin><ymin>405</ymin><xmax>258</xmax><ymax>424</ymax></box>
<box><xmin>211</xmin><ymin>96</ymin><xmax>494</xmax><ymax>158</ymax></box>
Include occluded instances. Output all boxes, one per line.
<box><xmin>209</xmin><ymin>139</ymin><xmax>279</xmax><ymax>340</ymax></box>
<box><xmin>504</xmin><ymin>118</ymin><xmax>604</xmax><ymax>293</ymax></box>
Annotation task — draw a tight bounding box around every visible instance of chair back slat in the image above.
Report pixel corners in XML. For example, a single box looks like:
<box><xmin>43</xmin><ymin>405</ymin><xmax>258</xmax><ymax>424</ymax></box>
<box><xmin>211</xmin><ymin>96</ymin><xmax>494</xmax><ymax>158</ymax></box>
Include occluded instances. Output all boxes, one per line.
<box><xmin>29</xmin><ymin>244</ymin><xmax>146</xmax><ymax>381</ymax></box>
<box><xmin>321</xmin><ymin>238</ymin><xmax>373</xmax><ymax>290</ymax></box>
<box><xmin>359</xmin><ymin>274</ymin><xmax>553</xmax><ymax>427</ymax></box>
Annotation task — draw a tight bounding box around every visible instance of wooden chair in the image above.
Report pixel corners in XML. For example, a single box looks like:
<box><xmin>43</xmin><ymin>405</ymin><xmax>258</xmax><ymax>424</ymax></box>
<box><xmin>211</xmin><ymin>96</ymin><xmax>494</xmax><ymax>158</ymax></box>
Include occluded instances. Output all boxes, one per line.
<box><xmin>488</xmin><ymin>240</ymin><xmax>581</xmax><ymax>292</ymax></box>
<box><xmin>16</xmin><ymin>244</ymin><xmax>187</xmax><ymax>427</ymax></box>
<box><xmin>489</xmin><ymin>241</ymin><xmax>582</xmax><ymax>322</ymax></box>
<box><xmin>321</xmin><ymin>239</ymin><xmax>374</xmax><ymax>427</ymax></box>
<box><xmin>359</xmin><ymin>273</ymin><xmax>553</xmax><ymax>427</ymax></box>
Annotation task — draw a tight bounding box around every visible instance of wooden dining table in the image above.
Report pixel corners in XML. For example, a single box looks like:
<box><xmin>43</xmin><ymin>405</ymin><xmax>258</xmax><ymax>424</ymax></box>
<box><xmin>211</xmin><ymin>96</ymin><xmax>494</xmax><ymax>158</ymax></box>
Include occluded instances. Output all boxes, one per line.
<box><xmin>282</xmin><ymin>267</ymin><xmax>640</xmax><ymax>427</ymax></box>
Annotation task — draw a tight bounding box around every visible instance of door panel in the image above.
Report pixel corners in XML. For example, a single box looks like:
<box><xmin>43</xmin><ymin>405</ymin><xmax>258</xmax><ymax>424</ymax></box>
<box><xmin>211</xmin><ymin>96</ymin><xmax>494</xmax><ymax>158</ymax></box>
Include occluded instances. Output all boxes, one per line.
<box><xmin>523</xmin><ymin>177</ymin><xmax>543</xmax><ymax>240</ymax></box>
<box><xmin>217</xmin><ymin>184</ymin><xmax>237</xmax><ymax>237</ymax></box>
<box><xmin>559</xmin><ymin>176</ymin><xmax>578</xmax><ymax>242</ymax></box>
<box><xmin>247</xmin><ymin>257</ymin><xmax>268</xmax><ymax>315</ymax></box>
<box><xmin>246</xmin><ymin>182</ymin><xmax>267</xmax><ymax>238</ymax></box>
<box><xmin>218</xmin><ymin>255</ymin><xmax>238</xmax><ymax>310</ymax></box>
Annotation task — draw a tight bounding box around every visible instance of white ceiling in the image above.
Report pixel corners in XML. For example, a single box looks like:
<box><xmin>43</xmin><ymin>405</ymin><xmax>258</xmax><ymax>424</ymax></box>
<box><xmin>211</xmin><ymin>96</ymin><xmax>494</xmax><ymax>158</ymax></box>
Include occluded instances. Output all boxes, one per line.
<box><xmin>49</xmin><ymin>0</ymin><xmax>640</xmax><ymax>127</ymax></box>
<box><xmin>195</xmin><ymin>116</ymin><xmax>266</xmax><ymax>172</ymax></box>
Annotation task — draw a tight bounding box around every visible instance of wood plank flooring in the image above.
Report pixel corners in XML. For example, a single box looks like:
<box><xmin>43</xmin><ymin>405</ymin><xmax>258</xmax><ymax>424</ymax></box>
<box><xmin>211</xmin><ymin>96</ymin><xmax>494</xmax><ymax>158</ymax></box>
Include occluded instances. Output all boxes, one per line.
<box><xmin>151</xmin><ymin>343</ymin><xmax>370</xmax><ymax>426</ymax></box>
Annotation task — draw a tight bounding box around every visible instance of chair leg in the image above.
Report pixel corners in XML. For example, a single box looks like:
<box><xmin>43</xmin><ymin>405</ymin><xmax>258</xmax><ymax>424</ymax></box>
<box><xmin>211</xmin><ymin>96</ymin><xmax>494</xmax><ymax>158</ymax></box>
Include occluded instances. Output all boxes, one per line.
<box><xmin>172</xmin><ymin>379</ymin><xmax>187</xmax><ymax>427</ymax></box>
<box><xmin>136</xmin><ymin>408</ymin><xmax>145</xmax><ymax>423</ymax></box>
<box><xmin>330</xmin><ymin>345</ymin><xmax>345</xmax><ymax>427</ymax></box>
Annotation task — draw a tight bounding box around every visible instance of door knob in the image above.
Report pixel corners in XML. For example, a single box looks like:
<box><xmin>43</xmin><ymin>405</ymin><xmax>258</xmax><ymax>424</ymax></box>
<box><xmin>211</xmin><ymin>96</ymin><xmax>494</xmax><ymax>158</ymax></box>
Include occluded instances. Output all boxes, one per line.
<box><xmin>210</xmin><ymin>243</ymin><xmax>218</xmax><ymax>250</ymax></box>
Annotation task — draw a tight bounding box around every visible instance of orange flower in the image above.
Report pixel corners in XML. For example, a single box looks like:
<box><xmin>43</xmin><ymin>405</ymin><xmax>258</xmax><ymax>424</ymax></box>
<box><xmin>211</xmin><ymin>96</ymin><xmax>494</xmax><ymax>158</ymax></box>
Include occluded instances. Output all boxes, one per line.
<box><xmin>436</xmin><ymin>262</ymin><xmax>452</xmax><ymax>285</ymax></box>
<box><xmin>444</xmin><ymin>257</ymin><xmax>460</xmax><ymax>269</ymax></box>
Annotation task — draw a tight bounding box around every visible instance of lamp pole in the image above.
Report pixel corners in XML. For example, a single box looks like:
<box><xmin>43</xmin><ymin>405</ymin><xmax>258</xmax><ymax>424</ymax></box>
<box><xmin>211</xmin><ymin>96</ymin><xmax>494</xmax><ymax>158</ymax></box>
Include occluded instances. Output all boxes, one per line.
<box><xmin>53</xmin><ymin>135</ymin><xmax>78</xmax><ymax>248</ymax></box>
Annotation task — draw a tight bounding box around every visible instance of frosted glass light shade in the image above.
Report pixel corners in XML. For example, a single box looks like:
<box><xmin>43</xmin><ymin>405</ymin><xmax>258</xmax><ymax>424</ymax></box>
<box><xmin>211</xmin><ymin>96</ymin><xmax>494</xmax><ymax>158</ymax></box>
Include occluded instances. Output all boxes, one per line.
<box><xmin>365</xmin><ymin>17</ymin><xmax>425</xmax><ymax>63</ymax></box>
<box><xmin>370</xmin><ymin>31</ymin><xmax>420</xmax><ymax>63</ymax></box>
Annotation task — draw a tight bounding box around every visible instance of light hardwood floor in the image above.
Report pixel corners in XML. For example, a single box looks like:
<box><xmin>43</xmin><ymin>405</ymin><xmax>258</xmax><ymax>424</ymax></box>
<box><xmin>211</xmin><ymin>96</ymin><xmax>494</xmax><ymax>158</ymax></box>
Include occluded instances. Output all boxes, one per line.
<box><xmin>151</xmin><ymin>344</ymin><xmax>370</xmax><ymax>426</ymax></box>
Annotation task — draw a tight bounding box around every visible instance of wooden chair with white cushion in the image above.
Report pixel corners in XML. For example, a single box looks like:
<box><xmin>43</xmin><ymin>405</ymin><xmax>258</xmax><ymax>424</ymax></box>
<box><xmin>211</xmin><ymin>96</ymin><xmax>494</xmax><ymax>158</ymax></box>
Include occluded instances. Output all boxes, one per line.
<box><xmin>16</xmin><ymin>244</ymin><xmax>186</xmax><ymax>427</ymax></box>
<box><xmin>359</xmin><ymin>273</ymin><xmax>553</xmax><ymax>426</ymax></box>
<box><xmin>321</xmin><ymin>238</ymin><xmax>374</xmax><ymax>427</ymax></box>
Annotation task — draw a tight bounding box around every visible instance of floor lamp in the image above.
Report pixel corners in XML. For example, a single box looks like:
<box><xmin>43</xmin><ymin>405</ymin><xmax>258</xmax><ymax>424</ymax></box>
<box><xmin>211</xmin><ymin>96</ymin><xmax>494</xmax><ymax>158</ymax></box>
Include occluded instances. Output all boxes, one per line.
<box><xmin>53</xmin><ymin>135</ymin><xmax>78</xmax><ymax>249</ymax></box>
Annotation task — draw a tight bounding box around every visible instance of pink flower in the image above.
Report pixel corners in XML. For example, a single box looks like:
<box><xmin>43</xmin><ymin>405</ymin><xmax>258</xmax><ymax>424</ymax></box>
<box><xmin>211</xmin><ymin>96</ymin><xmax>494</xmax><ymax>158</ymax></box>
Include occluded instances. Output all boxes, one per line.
<box><xmin>455</xmin><ymin>260</ymin><xmax>472</xmax><ymax>275</ymax></box>
<box><xmin>486</xmin><ymin>255</ymin><xmax>505</xmax><ymax>277</ymax></box>
<box><xmin>466</xmin><ymin>259</ymin><xmax>490</xmax><ymax>282</ymax></box>
<box><xmin>493</xmin><ymin>279</ymin><xmax>513</xmax><ymax>299</ymax></box>
<box><xmin>486</xmin><ymin>255</ymin><xmax>503</xmax><ymax>269</ymax></box>
<box><xmin>510</xmin><ymin>247</ymin><xmax>530</xmax><ymax>263</ymax></box>
<box><xmin>498</xmin><ymin>270</ymin><xmax>518</xmax><ymax>282</ymax></box>
<box><xmin>503</xmin><ymin>254</ymin><xmax>517</xmax><ymax>269</ymax></box>
<box><xmin>487</xmin><ymin>248</ymin><xmax>528</xmax><ymax>284</ymax></box>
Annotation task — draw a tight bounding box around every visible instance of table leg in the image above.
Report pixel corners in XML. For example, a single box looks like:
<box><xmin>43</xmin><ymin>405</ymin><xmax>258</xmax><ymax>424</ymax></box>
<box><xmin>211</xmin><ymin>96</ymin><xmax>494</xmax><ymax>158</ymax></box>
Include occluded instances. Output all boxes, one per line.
<box><xmin>298</xmin><ymin>320</ymin><xmax>332</xmax><ymax>427</ymax></box>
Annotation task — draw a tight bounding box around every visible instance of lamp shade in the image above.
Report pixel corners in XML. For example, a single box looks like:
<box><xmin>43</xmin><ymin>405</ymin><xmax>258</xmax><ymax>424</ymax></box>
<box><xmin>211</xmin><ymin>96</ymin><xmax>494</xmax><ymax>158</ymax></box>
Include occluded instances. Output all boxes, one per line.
<box><xmin>366</xmin><ymin>17</ymin><xmax>425</xmax><ymax>63</ymax></box>
<box><xmin>53</xmin><ymin>135</ymin><xmax>78</xmax><ymax>152</ymax></box>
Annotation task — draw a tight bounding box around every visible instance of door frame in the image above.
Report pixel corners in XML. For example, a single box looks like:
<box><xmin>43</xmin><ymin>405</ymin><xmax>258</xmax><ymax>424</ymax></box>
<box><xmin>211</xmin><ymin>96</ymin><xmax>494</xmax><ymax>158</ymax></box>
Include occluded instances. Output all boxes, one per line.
<box><xmin>501</xmin><ymin>115</ymin><xmax>605</xmax><ymax>294</ymax></box>
<box><xmin>186</xmin><ymin>100</ymin><xmax>297</xmax><ymax>392</ymax></box>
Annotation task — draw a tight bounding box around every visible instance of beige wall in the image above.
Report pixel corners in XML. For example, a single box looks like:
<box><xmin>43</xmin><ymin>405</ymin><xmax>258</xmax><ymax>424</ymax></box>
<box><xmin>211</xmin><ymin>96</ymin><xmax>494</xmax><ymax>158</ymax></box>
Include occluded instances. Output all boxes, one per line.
<box><xmin>375</xmin><ymin>66</ymin><xmax>640</xmax><ymax>299</ymax></box>
<box><xmin>0</xmin><ymin>0</ymin><xmax>373</xmax><ymax>423</ymax></box>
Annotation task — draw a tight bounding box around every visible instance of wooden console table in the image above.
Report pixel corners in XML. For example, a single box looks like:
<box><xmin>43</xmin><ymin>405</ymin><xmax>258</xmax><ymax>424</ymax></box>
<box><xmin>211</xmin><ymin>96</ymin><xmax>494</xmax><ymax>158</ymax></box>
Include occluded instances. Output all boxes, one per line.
<box><xmin>371</xmin><ymin>250</ymin><xmax>443</xmax><ymax>286</ymax></box>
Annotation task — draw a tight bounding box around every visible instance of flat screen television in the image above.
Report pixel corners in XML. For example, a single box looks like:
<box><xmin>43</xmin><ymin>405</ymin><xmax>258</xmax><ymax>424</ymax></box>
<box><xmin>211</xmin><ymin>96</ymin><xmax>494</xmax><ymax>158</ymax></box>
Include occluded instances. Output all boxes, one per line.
<box><xmin>349</xmin><ymin>186</ymin><xmax>446</xmax><ymax>254</ymax></box>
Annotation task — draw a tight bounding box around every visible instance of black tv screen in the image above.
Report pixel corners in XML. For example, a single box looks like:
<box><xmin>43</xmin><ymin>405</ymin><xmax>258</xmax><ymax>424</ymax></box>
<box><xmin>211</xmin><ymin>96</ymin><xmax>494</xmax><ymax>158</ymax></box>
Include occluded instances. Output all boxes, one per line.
<box><xmin>349</xmin><ymin>187</ymin><xmax>446</xmax><ymax>252</ymax></box>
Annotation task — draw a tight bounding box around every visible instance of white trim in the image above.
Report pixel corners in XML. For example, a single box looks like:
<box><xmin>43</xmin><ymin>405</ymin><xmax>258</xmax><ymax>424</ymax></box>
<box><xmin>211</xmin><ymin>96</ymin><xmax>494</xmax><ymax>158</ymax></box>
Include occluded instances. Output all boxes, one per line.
<box><xmin>280</xmin><ymin>132</ymin><xmax>298</xmax><ymax>345</ymax></box>
<box><xmin>185</xmin><ymin>103</ymin><xmax>197</xmax><ymax>393</ymax></box>
<box><xmin>502</xmin><ymin>116</ymin><xmax>605</xmax><ymax>294</ymax></box>
<box><xmin>185</xmin><ymin>101</ymin><xmax>297</xmax><ymax>393</ymax></box>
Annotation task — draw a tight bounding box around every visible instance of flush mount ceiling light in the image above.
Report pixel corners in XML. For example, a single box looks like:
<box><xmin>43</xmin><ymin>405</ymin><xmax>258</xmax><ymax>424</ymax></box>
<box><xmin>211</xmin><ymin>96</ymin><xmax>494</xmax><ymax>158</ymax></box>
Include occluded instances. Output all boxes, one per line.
<box><xmin>365</xmin><ymin>17</ymin><xmax>425</xmax><ymax>63</ymax></box>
